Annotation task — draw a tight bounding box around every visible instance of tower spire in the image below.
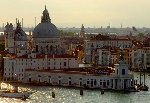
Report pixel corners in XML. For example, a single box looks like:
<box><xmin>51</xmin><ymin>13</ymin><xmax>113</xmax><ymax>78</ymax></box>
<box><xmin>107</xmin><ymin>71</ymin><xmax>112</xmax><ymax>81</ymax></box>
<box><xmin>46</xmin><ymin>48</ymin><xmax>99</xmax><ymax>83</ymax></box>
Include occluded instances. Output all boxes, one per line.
<box><xmin>45</xmin><ymin>5</ymin><xmax>46</xmax><ymax>10</ymax></box>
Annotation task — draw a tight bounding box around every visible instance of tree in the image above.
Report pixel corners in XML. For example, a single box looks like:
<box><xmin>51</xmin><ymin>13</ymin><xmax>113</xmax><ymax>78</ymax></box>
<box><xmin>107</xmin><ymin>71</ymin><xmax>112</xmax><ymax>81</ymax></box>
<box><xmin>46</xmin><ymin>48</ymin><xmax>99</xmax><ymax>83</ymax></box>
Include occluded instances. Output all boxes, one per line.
<box><xmin>59</xmin><ymin>30</ymin><xmax>76</xmax><ymax>36</ymax></box>
<box><xmin>137</xmin><ymin>33</ymin><xmax>144</xmax><ymax>36</ymax></box>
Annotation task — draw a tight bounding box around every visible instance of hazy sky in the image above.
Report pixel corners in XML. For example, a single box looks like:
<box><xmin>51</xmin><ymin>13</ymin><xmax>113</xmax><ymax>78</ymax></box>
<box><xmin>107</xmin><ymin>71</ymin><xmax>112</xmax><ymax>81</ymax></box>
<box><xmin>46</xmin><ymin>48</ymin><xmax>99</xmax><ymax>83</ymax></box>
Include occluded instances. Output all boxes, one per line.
<box><xmin>1</xmin><ymin>0</ymin><xmax>150</xmax><ymax>28</ymax></box>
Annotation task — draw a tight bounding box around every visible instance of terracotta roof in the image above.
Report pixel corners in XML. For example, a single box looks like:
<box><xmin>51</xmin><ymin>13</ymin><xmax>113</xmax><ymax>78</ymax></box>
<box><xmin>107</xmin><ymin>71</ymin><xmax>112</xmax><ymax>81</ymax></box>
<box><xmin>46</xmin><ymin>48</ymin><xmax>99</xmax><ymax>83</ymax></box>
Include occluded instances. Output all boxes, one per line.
<box><xmin>18</xmin><ymin>54</ymin><xmax>77</xmax><ymax>59</ymax></box>
<box><xmin>25</xmin><ymin>67</ymin><xmax>113</xmax><ymax>75</ymax></box>
<box><xmin>18</xmin><ymin>54</ymin><xmax>28</xmax><ymax>58</ymax></box>
<box><xmin>47</xmin><ymin>54</ymin><xmax>77</xmax><ymax>58</ymax></box>
<box><xmin>88</xmin><ymin>34</ymin><xmax>130</xmax><ymax>41</ymax></box>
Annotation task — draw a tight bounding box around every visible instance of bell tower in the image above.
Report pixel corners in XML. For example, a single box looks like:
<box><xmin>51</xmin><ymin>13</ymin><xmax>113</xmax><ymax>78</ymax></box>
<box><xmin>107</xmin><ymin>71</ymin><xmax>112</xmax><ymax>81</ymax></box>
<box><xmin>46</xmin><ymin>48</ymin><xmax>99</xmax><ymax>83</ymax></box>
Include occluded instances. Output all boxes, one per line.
<box><xmin>115</xmin><ymin>53</ymin><xmax>129</xmax><ymax>75</ymax></box>
<box><xmin>4</xmin><ymin>22</ymin><xmax>15</xmax><ymax>53</ymax></box>
<box><xmin>80</xmin><ymin>24</ymin><xmax>85</xmax><ymax>38</ymax></box>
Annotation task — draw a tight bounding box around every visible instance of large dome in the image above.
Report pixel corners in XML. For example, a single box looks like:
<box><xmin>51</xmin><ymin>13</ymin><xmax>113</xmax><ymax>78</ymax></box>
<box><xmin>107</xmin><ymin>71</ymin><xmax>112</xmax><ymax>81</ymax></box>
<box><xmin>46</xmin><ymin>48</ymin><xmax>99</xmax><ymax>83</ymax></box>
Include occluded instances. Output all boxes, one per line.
<box><xmin>33</xmin><ymin>6</ymin><xmax>59</xmax><ymax>38</ymax></box>
<box><xmin>33</xmin><ymin>22</ymin><xmax>59</xmax><ymax>38</ymax></box>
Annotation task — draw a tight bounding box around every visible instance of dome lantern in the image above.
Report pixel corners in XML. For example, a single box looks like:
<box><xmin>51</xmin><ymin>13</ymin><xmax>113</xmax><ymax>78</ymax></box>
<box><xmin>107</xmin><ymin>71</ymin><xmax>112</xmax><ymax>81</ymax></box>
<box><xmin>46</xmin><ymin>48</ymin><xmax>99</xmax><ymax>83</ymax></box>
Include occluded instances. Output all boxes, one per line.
<box><xmin>41</xmin><ymin>5</ymin><xmax>51</xmax><ymax>23</ymax></box>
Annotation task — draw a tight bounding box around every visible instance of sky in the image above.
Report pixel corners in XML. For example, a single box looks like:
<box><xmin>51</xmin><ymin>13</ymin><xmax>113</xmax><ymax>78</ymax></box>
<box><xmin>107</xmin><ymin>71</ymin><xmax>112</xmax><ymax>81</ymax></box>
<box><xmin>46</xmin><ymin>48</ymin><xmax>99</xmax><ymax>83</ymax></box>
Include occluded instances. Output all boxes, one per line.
<box><xmin>0</xmin><ymin>0</ymin><xmax>150</xmax><ymax>28</ymax></box>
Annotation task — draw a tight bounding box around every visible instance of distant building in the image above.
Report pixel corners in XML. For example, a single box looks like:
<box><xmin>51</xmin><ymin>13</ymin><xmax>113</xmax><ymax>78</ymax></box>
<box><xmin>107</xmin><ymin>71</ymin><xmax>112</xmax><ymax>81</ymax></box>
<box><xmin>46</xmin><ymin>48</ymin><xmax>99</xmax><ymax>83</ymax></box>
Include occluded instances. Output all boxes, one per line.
<box><xmin>84</xmin><ymin>34</ymin><xmax>132</xmax><ymax>64</ymax></box>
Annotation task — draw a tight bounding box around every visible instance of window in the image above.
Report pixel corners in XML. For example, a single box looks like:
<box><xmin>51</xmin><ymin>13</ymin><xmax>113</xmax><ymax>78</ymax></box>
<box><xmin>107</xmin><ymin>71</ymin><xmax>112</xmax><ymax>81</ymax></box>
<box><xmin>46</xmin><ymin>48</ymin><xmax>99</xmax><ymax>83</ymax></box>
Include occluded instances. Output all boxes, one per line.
<box><xmin>64</xmin><ymin>62</ymin><xmax>66</xmax><ymax>66</ymax></box>
<box><xmin>100</xmin><ymin>82</ymin><xmax>102</xmax><ymax>85</ymax></box>
<box><xmin>122</xmin><ymin>69</ymin><xmax>125</xmax><ymax>75</ymax></box>
<box><xmin>107</xmin><ymin>80</ymin><xmax>109</xmax><ymax>86</ymax></box>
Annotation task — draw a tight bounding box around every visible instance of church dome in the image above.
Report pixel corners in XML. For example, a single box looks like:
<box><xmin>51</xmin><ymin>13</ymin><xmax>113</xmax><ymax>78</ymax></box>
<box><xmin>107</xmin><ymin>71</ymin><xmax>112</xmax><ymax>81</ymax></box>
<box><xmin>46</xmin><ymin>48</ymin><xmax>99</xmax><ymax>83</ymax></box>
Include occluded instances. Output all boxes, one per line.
<box><xmin>33</xmin><ymin>6</ymin><xmax>59</xmax><ymax>38</ymax></box>
<box><xmin>15</xmin><ymin>21</ymin><xmax>27</xmax><ymax>41</ymax></box>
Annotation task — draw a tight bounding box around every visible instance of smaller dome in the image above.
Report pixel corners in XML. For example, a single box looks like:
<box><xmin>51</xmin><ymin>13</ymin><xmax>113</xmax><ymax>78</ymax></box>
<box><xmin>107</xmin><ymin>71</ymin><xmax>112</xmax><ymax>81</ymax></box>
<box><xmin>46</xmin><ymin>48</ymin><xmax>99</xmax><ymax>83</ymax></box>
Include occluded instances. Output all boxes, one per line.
<box><xmin>15</xmin><ymin>30</ymin><xmax>27</xmax><ymax>41</ymax></box>
<box><xmin>15</xmin><ymin>22</ymin><xmax>27</xmax><ymax>41</ymax></box>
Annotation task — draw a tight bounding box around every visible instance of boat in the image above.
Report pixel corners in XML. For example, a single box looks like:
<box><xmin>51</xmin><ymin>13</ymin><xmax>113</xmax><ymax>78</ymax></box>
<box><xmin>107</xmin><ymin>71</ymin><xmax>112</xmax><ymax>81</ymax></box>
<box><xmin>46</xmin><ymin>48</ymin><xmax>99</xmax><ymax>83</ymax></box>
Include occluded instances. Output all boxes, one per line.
<box><xmin>0</xmin><ymin>90</ymin><xmax>31</xmax><ymax>99</ymax></box>
<box><xmin>139</xmin><ymin>85</ymin><xmax>149</xmax><ymax>91</ymax></box>
<box><xmin>0</xmin><ymin>83</ymin><xmax>32</xmax><ymax>100</ymax></box>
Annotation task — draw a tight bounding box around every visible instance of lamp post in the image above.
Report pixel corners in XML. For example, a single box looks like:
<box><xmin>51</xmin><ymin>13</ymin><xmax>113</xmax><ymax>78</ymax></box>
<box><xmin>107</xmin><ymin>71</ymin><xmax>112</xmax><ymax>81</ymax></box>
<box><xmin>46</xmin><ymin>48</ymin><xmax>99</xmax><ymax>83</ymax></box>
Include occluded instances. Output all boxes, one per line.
<box><xmin>143</xmin><ymin>49</ymin><xmax>147</xmax><ymax>86</ymax></box>
<box><xmin>14</xmin><ymin>74</ymin><xmax>18</xmax><ymax>92</ymax></box>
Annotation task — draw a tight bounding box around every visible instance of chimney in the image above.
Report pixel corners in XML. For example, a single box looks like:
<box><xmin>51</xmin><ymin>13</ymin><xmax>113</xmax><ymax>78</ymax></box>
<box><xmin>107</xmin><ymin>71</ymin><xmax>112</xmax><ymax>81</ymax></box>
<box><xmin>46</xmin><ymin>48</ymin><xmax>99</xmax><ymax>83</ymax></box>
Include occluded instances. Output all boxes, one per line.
<box><xmin>16</xmin><ymin>18</ymin><xmax>17</xmax><ymax>25</ymax></box>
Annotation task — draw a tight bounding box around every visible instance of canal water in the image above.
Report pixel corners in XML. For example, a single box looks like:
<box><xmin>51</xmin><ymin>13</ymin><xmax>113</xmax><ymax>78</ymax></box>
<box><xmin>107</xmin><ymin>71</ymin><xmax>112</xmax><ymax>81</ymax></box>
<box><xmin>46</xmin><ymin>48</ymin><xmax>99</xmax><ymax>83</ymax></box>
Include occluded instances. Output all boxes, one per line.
<box><xmin>0</xmin><ymin>71</ymin><xmax>150</xmax><ymax>103</ymax></box>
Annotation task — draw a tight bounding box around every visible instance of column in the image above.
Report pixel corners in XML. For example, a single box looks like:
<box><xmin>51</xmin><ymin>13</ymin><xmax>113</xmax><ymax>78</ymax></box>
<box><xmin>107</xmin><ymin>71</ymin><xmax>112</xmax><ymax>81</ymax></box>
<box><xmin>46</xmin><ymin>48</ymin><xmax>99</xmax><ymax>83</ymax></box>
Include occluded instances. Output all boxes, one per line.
<box><xmin>122</xmin><ymin>79</ymin><xmax>124</xmax><ymax>89</ymax></box>
<box><xmin>120</xmin><ymin>79</ymin><xmax>122</xmax><ymax>89</ymax></box>
<box><xmin>102</xmin><ymin>80</ymin><xmax>103</xmax><ymax>89</ymax></box>
<box><xmin>113</xmin><ymin>79</ymin><xmax>115</xmax><ymax>89</ymax></box>
<box><xmin>129</xmin><ymin>79</ymin><xmax>131</xmax><ymax>87</ymax></box>
<box><xmin>117</xmin><ymin>79</ymin><xmax>119</xmax><ymax>89</ymax></box>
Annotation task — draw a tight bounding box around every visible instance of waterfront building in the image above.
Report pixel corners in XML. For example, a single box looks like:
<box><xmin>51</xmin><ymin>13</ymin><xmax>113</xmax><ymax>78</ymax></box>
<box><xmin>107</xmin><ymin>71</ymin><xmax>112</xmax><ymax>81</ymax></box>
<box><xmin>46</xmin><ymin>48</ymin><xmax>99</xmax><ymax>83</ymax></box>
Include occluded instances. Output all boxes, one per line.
<box><xmin>23</xmin><ymin>54</ymin><xmax>134</xmax><ymax>90</ymax></box>
<box><xmin>110</xmin><ymin>56</ymin><xmax>134</xmax><ymax>90</ymax></box>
